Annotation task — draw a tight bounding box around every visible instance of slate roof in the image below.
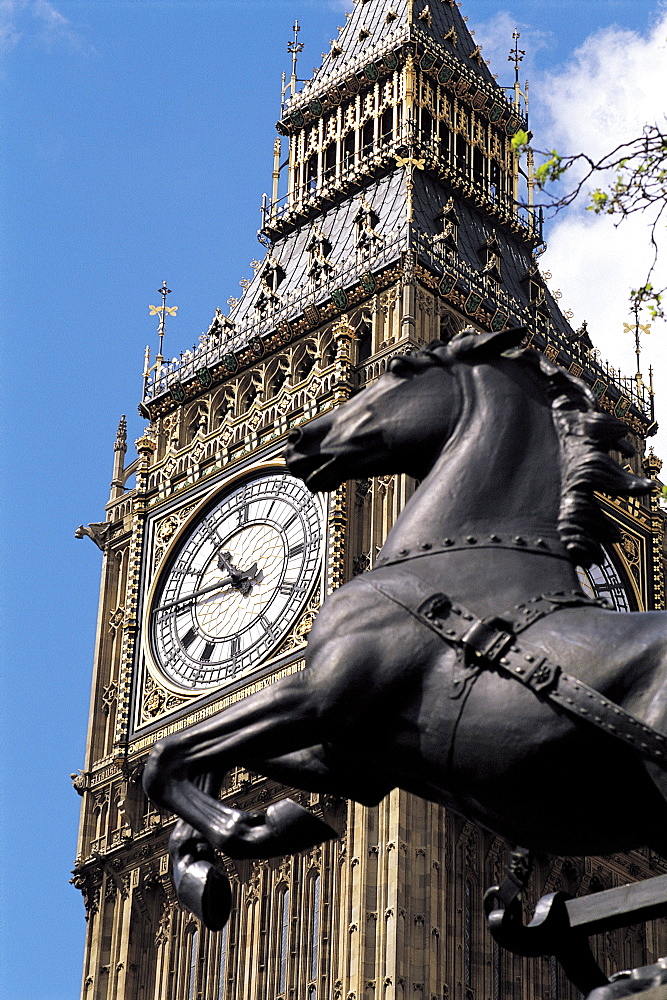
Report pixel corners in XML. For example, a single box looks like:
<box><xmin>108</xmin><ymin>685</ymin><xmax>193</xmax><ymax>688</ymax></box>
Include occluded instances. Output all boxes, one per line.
<box><xmin>198</xmin><ymin>164</ymin><xmax>571</xmax><ymax>357</ymax></box>
<box><xmin>228</xmin><ymin>170</ymin><xmax>410</xmax><ymax>331</ymax></box>
<box><xmin>293</xmin><ymin>0</ymin><xmax>498</xmax><ymax>107</ymax></box>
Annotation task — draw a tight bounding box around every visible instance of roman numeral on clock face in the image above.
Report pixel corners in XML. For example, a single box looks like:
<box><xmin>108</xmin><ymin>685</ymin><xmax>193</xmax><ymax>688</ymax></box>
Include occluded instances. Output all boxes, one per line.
<box><xmin>288</xmin><ymin>542</ymin><xmax>304</xmax><ymax>559</ymax></box>
<box><xmin>259</xmin><ymin>615</ymin><xmax>277</xmax><ymax>641</ymax></box>
<box><xmin>279</xmin><ymin>581</ymin><xmax>307</xmax><ymax>597</ymax></box>
<box><xmin>201</xmin><ymin>642</ymin><xmax>215</xmax><ymax>663</ymax></box>
<box><xmin>181</xmin><ymin>627</ymin><xmax>196</xmax><ymax>650</ymax></box>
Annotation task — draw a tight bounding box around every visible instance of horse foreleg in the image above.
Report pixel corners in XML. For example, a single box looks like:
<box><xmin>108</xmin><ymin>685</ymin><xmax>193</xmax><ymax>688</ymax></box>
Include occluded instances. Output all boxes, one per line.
<box><xmin>168</xmin><ymin>773</ymin><xmax>233</xmax><ymax>930</ymax></box>
<box><xmin>260</xmin><ymin>746</ymin><xmax>394</xmax><ymax>807</ymax></box>
<box><xmin>143</xmin><ymin>671</ymin><xmax>337</xmax><ymax>858</ymax></box>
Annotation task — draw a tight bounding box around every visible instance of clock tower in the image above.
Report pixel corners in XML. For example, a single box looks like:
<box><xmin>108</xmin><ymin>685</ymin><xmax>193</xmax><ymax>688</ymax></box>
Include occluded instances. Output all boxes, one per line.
<box><xmin>73</xmin><ymin>2</ymin><xmax>667</xmax><ymax>999</ymax></box>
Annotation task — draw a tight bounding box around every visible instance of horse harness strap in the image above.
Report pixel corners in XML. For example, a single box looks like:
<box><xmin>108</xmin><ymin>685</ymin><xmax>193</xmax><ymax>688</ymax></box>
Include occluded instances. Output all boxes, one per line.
<box><xmin>366</xmin><ymin>577</ymin><xmax>667</xmax><ymax>767</ymax></box>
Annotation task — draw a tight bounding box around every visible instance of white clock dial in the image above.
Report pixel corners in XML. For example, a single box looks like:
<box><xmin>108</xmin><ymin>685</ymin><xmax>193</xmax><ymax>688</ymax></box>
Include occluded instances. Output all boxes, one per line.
<box><xmin>149</xmin><ymin>470</ymin><xmax>324</xmax><ymax>690</ymax></box>
<box><xmin>577</xmin><ymin>549</ymin><xmax>632</xmax><ymax>612</ymax></box>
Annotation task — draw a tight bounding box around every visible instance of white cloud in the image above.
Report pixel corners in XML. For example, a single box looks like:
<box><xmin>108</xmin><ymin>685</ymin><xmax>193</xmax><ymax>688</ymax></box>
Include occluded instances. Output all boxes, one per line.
<box><xmin>0</xmin><ymin>0</ymin><xmax>21</xmax><ymax>54</ymax></box>
<box><xmin>0</xmin><ymin>0</ymin><xmax>91</xmax><ymax>57</ymax></box>
<box><xmin>535</xmin><ymin>8</ymin><xmax>667</xmax><ymax>461</ymax></box>
<box><xmin>472</xmin><ymin>10</ymin><xmax>550</xmax><ymax>84</ymax></box>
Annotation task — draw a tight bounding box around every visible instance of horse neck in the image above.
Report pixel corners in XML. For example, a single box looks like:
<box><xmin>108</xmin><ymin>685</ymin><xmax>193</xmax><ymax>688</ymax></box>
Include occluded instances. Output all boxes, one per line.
<box><xmin>379</xmin><ymin>362</ymin><xmax>580</xmax><ymax>609</ymax></box>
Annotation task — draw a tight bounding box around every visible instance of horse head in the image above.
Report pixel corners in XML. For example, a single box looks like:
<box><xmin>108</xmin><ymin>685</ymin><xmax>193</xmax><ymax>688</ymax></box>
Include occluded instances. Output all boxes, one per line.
<box><xmin>286</xmin><ymin>326</ymin><xmax>654</xmax><ymax>568</ymax></box>
<box><xmin>285</xmin><ymin>327</ymin><xmax>527</xmax><ymax>492</ymax></box>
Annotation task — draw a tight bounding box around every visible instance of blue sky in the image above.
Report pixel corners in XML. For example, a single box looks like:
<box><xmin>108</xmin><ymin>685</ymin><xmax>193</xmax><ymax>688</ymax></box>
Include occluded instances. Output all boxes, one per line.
<box><xmin>1</xmin><ymin>2</ymin><xmax>665</xmax><ymax>997</ymax></box>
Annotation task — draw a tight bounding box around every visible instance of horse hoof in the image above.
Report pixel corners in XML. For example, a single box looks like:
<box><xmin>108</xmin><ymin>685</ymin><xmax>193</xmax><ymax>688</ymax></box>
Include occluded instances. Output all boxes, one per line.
<box><xmin>221</xmin><ymin>797</ymin><xmax>338</xmax><ymax>859</ymax></box>
<box><xmin>175</xmin><ymin>858</ymin><xmax>232</xmax><ymax>932</ymax></box>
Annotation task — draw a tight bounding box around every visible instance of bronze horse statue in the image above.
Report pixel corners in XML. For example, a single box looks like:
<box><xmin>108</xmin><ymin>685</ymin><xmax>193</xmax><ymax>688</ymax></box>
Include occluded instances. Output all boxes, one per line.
<box><xmin>143</xmin><ymin>327</ymin><xmax>667</xmax><ymax>936</ymax></box>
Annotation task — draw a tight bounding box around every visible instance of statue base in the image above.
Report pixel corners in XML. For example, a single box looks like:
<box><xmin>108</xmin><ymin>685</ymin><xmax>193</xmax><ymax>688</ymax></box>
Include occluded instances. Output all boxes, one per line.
<box><xmin>587</xmin><ymin>959</ymin><xmax>667</xmax><ymax>999</ymax></box>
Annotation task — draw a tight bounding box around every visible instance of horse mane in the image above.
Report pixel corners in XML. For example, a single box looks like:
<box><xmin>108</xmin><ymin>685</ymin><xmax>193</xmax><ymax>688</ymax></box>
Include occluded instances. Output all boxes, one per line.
<box><xmin>393</xmin><ymin>331</ymin><xmax>655</xmax><ymax>568</ymax></box>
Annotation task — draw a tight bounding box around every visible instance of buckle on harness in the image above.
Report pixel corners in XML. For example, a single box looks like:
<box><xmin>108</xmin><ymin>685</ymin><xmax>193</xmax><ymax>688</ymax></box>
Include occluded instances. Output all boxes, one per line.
<box><xmin>525</xmin><ymin>658</ymin><xmax>561</xmax><ymax>693</ymax></box>
<box><xmin>462</xmin><ymin>618</ymin><xmax>513</xmax><ymax>663</ymax></box>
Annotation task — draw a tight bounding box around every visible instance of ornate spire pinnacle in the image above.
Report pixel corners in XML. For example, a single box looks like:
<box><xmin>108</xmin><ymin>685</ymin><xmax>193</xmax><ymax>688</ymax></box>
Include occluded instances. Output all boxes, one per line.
<box><xmin>110</xmin><ymin>415</ymin><xmax>128</xmax><ymax>500</ymax></box>
<box><xmin>114</xmin><ymin>415</ymin><xmax>127</xmax><ymax>454</ymax></box>
<box><xmin>286</xmin><ymin>20</ymin><xmax>304</xmax><ymax>104</ymax></box>
<box><xmin>509</xmin><ymin>29</ymin><xmax>525</xmax><ymax>88</ymax></box>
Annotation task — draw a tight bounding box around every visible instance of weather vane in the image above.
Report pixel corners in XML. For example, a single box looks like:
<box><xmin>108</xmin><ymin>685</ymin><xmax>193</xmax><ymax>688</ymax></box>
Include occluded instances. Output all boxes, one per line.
<box><xmin>282</xmin><ymin>19</ymin><xmax>305</xmax><ymax>107</ymax></box>
<box><xmin>509</xmin><ymin>29</ymin><xmax>525</xmax><ymax>87</ymax></box>
<box><xmin>149</xmin><ymin>281</ymin><xmax>178</xmax><ymax>366</ymax></box>
<box><xmin>143</xmin><ymin>281</ymin><xmax>178</xmax><ymax>397</ymax></box>
<box><xmin>623</xmin><ymin>304</ymin><xmax>651</xmax><ymax>386</ymax></box>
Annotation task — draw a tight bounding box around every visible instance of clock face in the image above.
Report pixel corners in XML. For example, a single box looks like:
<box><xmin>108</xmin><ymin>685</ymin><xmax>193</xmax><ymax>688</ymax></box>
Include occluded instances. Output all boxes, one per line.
<box><xmin>577</xmin><ymin>550</ymin><xmax>632</xmax><ymax>612</ymax></box>
<box><xmin>149</xmin><ymin>470</ymin><xmax>324</xmax><ymax>690</ymax></box>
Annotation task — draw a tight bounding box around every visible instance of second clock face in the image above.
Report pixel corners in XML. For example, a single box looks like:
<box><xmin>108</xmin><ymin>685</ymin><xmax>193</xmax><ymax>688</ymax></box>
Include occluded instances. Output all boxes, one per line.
<box><xmin>149</xmin><ymin>470</ymin><xmax>324</xmax><ymax>690</ymax></box>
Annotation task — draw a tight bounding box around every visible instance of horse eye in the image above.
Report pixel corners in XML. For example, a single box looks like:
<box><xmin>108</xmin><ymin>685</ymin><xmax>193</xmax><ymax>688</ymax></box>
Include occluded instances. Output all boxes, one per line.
<box><xmin>388</xmin><ymin>357</ymin><xmax>412</xmax><ymax>378</ymax></box>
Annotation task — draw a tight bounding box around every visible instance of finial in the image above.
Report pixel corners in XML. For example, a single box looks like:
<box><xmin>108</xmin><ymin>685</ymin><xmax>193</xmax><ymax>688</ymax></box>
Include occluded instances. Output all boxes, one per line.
<box><xmin>148</xmin><ymin>281</ymin><xmax>178</xmax><ymax>367</ymax></box>
<box><xmin>623</xmin><ymin>305</ymin><xmax>651</xmax><ymax>381</ymax></box>
<box><xmin>509</xmin><ymin>29</ymin><xmax>525</xmax><ymax>88</ymax></box>
<box><xmin>288</xmin><ymin>20</ymin><xmax>304</xmax><ymax>98</ymax></box>
<box><xmin>115</xmin><ymin>415</ymin><xmax>127</xmax><ymax>453</ymax></box>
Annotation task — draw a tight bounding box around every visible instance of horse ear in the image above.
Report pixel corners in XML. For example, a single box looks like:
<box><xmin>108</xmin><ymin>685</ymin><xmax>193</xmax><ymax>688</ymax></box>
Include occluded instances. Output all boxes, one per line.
<box><xmin>451</xmin><ymin>326</ymin><xmax>527</xmax><ymax>360</ymax></box>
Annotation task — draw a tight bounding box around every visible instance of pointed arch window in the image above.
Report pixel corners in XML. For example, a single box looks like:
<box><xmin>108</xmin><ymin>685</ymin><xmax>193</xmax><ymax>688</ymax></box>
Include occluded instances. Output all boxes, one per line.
<box><xmin>464</xmin><ymin>879</ymin><xmax>474</xmax><ymax>995</ymax></box>
<box><xmin>343</xmin><ymin>131</ymin><xmax>356</xmax><ymax>170</ymax></box>
<box><xmin>362</xmin><ymin>119</ymin><xmax>375</xmax><ymax>157</ymax></box>
<box><xmin>295</xmin><ymin>344</ymin><xmax>317</xmax><ymax>384</ymax></box>
<box><xmin>455</xmin><ymin>133</ymin><xmax>468</xmax><ymax>174</ymax></box>
<box><xmin>420</xmin><ymin>108</ymin><xmax>433</xmax><ymax>145</ymax></box>
<box><xmin>277</xmin><ymin>886</ymin><xmax>291</xmax><ymax>996</ymax></box>
<box><xmin>493</xmin><ymin>940</ymin><xmax>501</xmax><ymax>1000</ymax></box>
<box><xmin>309</xmin><ymin>871</ymin><xmax>321</xmax><ymax>985</ymax></box>
<box><xmin>550</xmin><ymin>955</ymin><xmax>560</xmax><ymax>1000</ymax></box>
<box><xmin>186</xmin><ymin>927</ymin><xmax>198</xmax><ymax>1000</ymax></box>
<box><xmin>216</xmin><ymin>920</ymin><xmax>229</xmax><ymax>1000</ymax></box>
<box><xmin>306</xmin><ymin>154</ymin><xmax>318</xmax><ymax>194</ymax></box>
<box><xmin>324</xmin><ymin>142</ymin><xmax>337</xmax><ymax>179</ymax></box>
<box><xmin>490</xmin><ymin>159</ymin><xmax>502</xmax><ymax>201</ymax></box>
<box><xmin>381</xmin><ymin>107</ymin><xmax>394</xmax><ymax>144</ymax></box>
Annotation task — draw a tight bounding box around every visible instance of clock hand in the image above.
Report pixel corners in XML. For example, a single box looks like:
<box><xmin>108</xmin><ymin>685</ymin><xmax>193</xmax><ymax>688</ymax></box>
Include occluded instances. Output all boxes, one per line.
<box><xmin>153</xmin><ymin>576</ymin><xmax>235</xmax><ymax>614</ymax></box>
<box><xmin>217</xmin><ymin>551</ymin><xmax>259</xmax><ymax>592</ymax></box>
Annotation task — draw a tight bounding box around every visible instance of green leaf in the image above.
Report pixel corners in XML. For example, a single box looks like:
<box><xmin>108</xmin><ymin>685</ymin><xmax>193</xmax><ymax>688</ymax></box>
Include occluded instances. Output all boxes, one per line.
<box><xmin>511</xmin><ymin>129</ymin><xmax>530</xmax><ymax>153</ymax></box>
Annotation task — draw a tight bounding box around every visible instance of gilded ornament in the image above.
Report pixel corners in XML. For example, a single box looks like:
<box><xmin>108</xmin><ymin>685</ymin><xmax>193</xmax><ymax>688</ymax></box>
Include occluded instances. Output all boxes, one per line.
<box><xmin>621</xmin><ymin>533</ymin><xmax>640</xmax><ymax>565</ymax></box>
<box><xmin>144</xmin><ymin>687</ymin><xmax>166</xmax><ymax>718</ymax></box>
<box><xmin>108</xmin><ymin>606</ymin><xmax>126</xmax><ymax>633</ymax></box>
<box><xmin>156</xmin><ymin>516</ymin><xmax>178</xmax><ymax>542</ymax></box>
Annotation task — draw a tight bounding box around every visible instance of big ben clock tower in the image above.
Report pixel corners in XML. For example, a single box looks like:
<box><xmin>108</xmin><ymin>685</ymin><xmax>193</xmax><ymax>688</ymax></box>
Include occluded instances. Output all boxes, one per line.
<box><xmin>73</xmin><ymin>3</ymin><xmax>666</xmax><ymax>999</ymax></box>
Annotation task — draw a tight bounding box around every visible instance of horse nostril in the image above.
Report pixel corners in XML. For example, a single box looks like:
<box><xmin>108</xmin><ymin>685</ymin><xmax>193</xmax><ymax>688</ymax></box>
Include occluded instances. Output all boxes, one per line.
<box><xmin>287</xmin><ymin>428</ymin><xmax>302</xmax><ymax>445</ymax></box>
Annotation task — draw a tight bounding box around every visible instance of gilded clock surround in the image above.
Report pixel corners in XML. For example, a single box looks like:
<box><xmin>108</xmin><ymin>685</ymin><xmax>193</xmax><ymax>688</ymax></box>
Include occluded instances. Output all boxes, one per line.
<box><xmin>73</xmin><ymin>3</ymin><xmax>666</xmax><ymax>1000</ymax></box>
